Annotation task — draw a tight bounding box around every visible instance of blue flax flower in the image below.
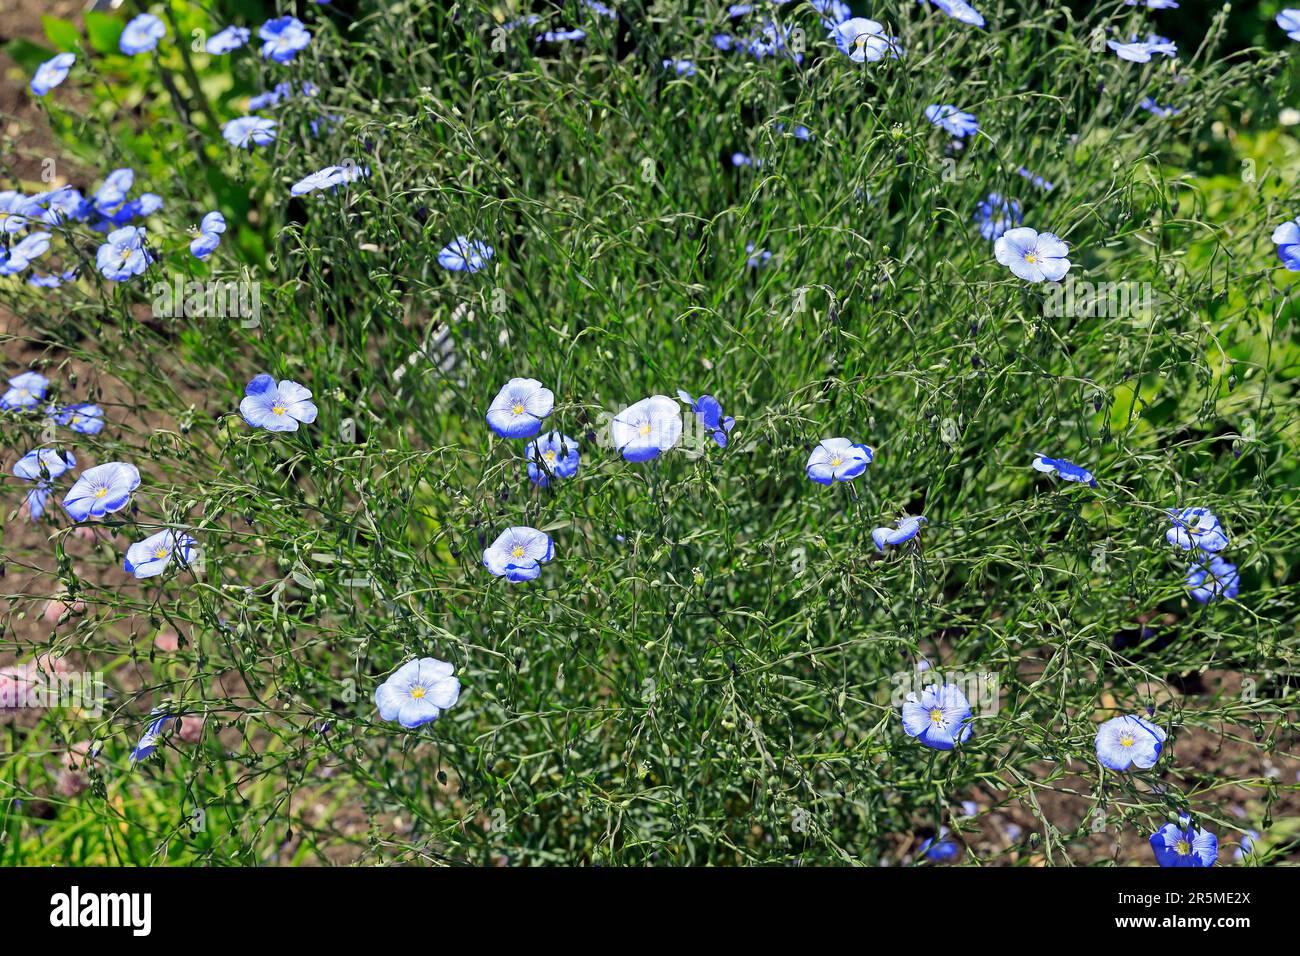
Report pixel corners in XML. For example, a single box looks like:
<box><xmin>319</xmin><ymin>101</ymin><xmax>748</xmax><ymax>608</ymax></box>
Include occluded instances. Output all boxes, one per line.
<box><xmin>537</xmin><ymin>28</ymin><xmax>586</xmax><ymax>43</ymax></box>
<box><xmin>437</xmin><ymin>237</ymin><xmax>494</xmax><ymax>273</ymax></box>
<box><xmin>30</xmin><ymin>53</ymin><xmax>75</xmax><ymax>96</ymax></box>
<box><xmin>222</xmin><ymin>116</ymin><xmax>277</xmax><ymax>149</ymax></box>
<box><xmin>812</xmin><ymin>0</ymin><xmax>852</xmax><ymax>27</ymax></box>
<box><xmin>189</xmin><ymin>211</ymin><xmax>226</xmax><ymax>260</ymax></box>
<box><xmin>2</xmin><ymin>371</ymin><xmax>49</xmax><ymax>410</ymax></box>
<box><xmin>901</xmin><ymin>683</ymin><xmax>973</xmax><ymax>750</ymax></box>
<box><xmin>1108</xmin><ymin>34</ymin><xmax>1177</xmax><ymax>62</ymax></box>
<box><xmin>120</xmin><ymin>14</ymin><xmax>166</xmax><ymax>55</ymax></box>
<box><xmin>240</xmin><ymin>374</ymin><xmax>318</xmax><ymax>432</ymax></box>
<box><xmin>1031</xmin><ymin>452</ymin><xmax>1096</xmax><ymax>486</ymax></box>
<box><xmin>1095</xmin><ymin>715</ymin><xmax>1166</xmax><ymax>770</ymax></box>
<box><xmin>96</xmin><ymin>226</ymin><xmax>151</xmax><ymax>281</ymax></box>
<box><xmin>872</xmin><ymin>515</ymin><xmax>927</xmax><ymax>551</ymax></box>
<box><xmin>1186</xmin><ymin>556</ymin><xmax>1239</xmax><ymax>604</ymax></box>
<box><xmin>50</xmin><ymin>403</ymin><xmax>103</xmax><ymax>434</ymax></box>
<box><xmin>677</xmin><ymin>390</ymin><xmax>735</xmax><ymax>447</ymax></box>
<box><xmin>483</xmin><ymin>526</ymin><xmax>553</xmax><ymax>582</ymax></box>
<box><xmin>919</xmin><ymin>827</ymin><xmax>961</xmax><ymax>861</ymax></box>
<box><xmin>973</xmin><ymin>192</ymin><xmax>1021</xmax><ymax>240</ymax></box>
<box><xmin>487</xmin><ymin>378</ymin><xmax>554</xmax><ymax>439</ymax></box>
<box><xmin>611</xmin><ymin>395</ymin><xmax>683</xmax><ymax>461</ymax></box>
<box><xmin>375</xmin><ymin>658</ymin><xmax>461</xmax><ymax>728</ymax></box>
<box><xmin>14</xmin><ymin>448</ymin><xmax>74</xmax><ymax>520</ymax></box>
<box><xmin>806</xmin><ymin>437</ymin><xmax>872</xmax><ymax>484</ymax></box>
<box><xmin>1150</xmin><ymin>818</ymin><xmax>1217</xmax><ymax>867</ymax></box>
<box><xmin>259</xmin><ymin>16</ymin><xmax>312</xmax><ymax>62</ymax></box>
<box><xmin>130</xmin><ymin>709</ymin><xmax>176</xmax><ymax>763</ymax></box>
<box><xmin>290</xmin><ymin>163</ymin><xmax>369</xmax><ymax>196</ymax></box>
<box><xmin>1280</xmin><ymin>10</ymin><xmax>1300</xmax><ymax>40</ymax></box>
<box><xmin>125</xmin><ymin>529</ymin><xmax>197</xmax><ymax>579</ymax></box>
<box><xmin>995</xmin><ymin>227</ymin><xmax>1071</xmax><ymax>282</ymax></box>
<box><xmin>0</xmin><ymin>232</ymin><xmax>52</xmax><ymax>276</ymax></box>
<box><xmin>1166</xmin><ymin>506</ymin><xmax>1228</xmax><ymax>553</ymax></box>
<box><xmin>918</xmin><ymin>0</ymin><xmax>985</xmax><ymax>27</ymax></box>
<box><xmin>62</xmin><ymin>461</ymin><xmax>141</xmax><ymax>521</ymax></box>
<box><xmin>0</xmin><ymin>191</ymin><xmax>38</xmax><ymax>233</ymax></box>
<box><xmin>1271</xmin><ymin>217</ymin><xmax>1300</xmax><ymax>270</ymax></box>
<box><xmin>925</xmin><ymin>104</ymin><xmax>978</xmax><ymax>138</ymax></box>
<box><xmin>830</xmin><ymin>18</ymin><xmax>903</xmax><ymax>62</ymax></box>
<box><xmin>663</xmin><ymin>59</ymin><xmax>696</xmax><ymax>76</ymax></box>
<box><xmin>526</xmin><ymin>431</ymin><xmax>580</xmax><ymax>486</ymax></box>
<box><xmin>206</xmin><ymin>25</ymin><xmax>251</xmax><ymax>54</ymax></box>
<box><xmin>1139</xmin><ymin>97</ymin><xmax>1178</xmax><ymax>118</ymax></box>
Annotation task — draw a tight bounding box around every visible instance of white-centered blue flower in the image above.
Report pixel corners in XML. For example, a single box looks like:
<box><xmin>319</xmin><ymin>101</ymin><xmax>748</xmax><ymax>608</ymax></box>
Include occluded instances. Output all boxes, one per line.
<box><xmin>925</xmin><ymin>104</ymin><xmax>979</xmax><ymax>138</ymax></box>
<box><xmin>1166</xmin><ymin>507</ymin><xmax>1228</xmax><ymax>553</ymax></box>
<box><xmin>30</xmin><ymin>53</ymin><xmax>75</xmax><ymax>96</ymax></box>
<box><xmin>1280</xmin><ymin>9</ymin><xmax>1300</xmax><ymax>41</ymax></box>
<box><xmin>290</xmin><ymin>163</ymin><xmax>369</xmax><ymax>197</ymax></box>
<box><xmin>526</xmin><ymin>431</ymin><xmax>580</xmax><ymax>486</ymax></box>
<box><xmin>918</xmin><ymin>0</ymin><xmax>985</xmax><ymax>27</ymax></box>
<box><xmin>487</xmin><ymin>378</ymin><xmax>554</xmax><ymax>439</ymax></box>
<box><xmin>1150</xmin><ymin>818</ymin><xmax>1217</xmax><ymax>867</ymax></box>
<box><xmin>901</xmin><ymin>683</ymin><xmax>973</xmax><ymax>750</ymax></box>
<box><xmin>1031</xmin><ymin>452</ymin><xmax>1096</xmax><ymax>486</ymax></box>
<box><xmin>189</xmin><ymin>211</ymin><xmax>227</xmax><ymax>260</ymax></box>
<box><xmin>206</xmin><ymin>25</ymin><xmax>251</xmax><ymax>54</ymax></box>
<box><xmin>120</xmin><ymin>14</ymin><xmax>166</xmax><ymax>55</ymax></box>
<box><xmin>2</xmin><ymin>371</ymin><xmax>49</xmax><ymax>410</ymax></box>
<box><xmin>124</xmin><ymin>529</ymin><xmax>197</xmax><ymax>579</ymax></box>
<box><xmin>1186</xmin><ymin>557</ymin><xmax>1240</xmax><ymax>604</ymax></box>
<box><xmin>130</xmin><ymin>708</ymin><xmax>175</xmax><ymax>763</ymax></box>
<box><xmin>437</xmin><ymin>237</ymin><xmax>494</xmax><ymax>273</ymax></box>
<box><xmin>0</xmin><ymin>191</ymin><xmax>38</xmax><ymax>233</ymax></box>
<box><xmin>1107</xmin><ymin>34</ymin><xmax>1177</xmax><ymax>63</ymax></box>
<box><xmin>483</xmin><ymin>526</ymin><xmax>554</xmax><ymax>582</ymax></box>
<box><xmin>994</xmin><ymin>227</ymin><xmax>1071</xmax><ymax>283</ymax></box>
<box><xmin>806</xmin><ymin>437</ymin><xmax>873</xmax><ymax>484</ymax></box>
<box><xmin>829</xmin><ymin>17</ymin><xmax>903</xmax><ymax>62</ymax></box>
<box><xmin>14</xmin><ymin>447</ymin><xmax>74</xmax><ymax>521</ymax></box>
<box><xmin>239</xmin><ymin>374</ymin><xmax>318</xmax><ymax>432</ymax></box>
<box><xmin>55</xmin><ymin>403</ymin><xmax>104</xmax><ymax>434</ymax></box>
<box><xmin>222</xmin><ymin>116</ymin><xmax>277</xmax><ymax>150</ymax></box>
<box><xmin>0</xmin><ymin>232</ymin><xmax>52</xmax><ymax>276</ymax></box>
<box><xmin>1095</xmin><ymin>714</ymin><xmax>1166</xmax><ymax>770</ymax></box>
<box><xmin>1272</xmin><ymin>217</ymin><xmax>1300</xmax><ymax>271</ymax></box>
<box><xmin>62</xmin><ymin>461</ymin><xmax>141</xmax><ymax>521</ymax></box>
<box><xmin>610</xmin><ymin>395</ymin><xmax>683</xmax><ymax>462</ymax></box>
<box><xmin>374</xmin><ymin>658</ymin><xmax>461</xmax><ymax>728</ymax></box>
<box><xmin>259</xmin><ymin>16</ymin><xmax>312</xmax><ymax>63</ymax></box>
<box><xmin>872</xmin><ymin>515</ymin><xmax>927</xmax><ymax>551</ymax></box>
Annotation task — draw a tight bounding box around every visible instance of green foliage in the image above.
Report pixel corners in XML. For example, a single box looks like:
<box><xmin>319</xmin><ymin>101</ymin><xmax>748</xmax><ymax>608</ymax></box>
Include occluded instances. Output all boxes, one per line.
<box><xmin>2</xmin><ymin>1</ymin><xmax>1299</xmax><ymax>866</ymax></box>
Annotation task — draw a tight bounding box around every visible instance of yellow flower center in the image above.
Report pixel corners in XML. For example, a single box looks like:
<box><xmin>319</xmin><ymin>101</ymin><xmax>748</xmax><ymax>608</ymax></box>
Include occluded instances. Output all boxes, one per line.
<box><xmin>271</xmin><ymin>404</ymin><xmax>286</xmax><ymax>415</ymax></box>
<box><xmin>639</xmin><ymin>423</ymin><xmax>652</xmax><ymax>436</ymax></box>
<box><xmin>1175</xmin><ymin>839</ymin><xmax>1191</xmax><ymax>856</ymax></box>
<box><xmin>511</xmin><ymin>546</ymin><xmax>526</xmax><ymax>558</ymax></box>
<box><xmin>830</xmin><ymin>456</ymin><xmax>843</xmax><ymax>467</ymax></box>
<box><xmin>410</xmin><ymin>686</ymin><xmax>425</xmax><ymax>699</ymax></box>
<box><xmin>94</xmin><ymin>487</ymin><xmax>108</xmax><ymax>499</ymax></box>
<box><xmin>544</xmin><ymin>451</ymin><xmax>556</xmax><ymax>462</ymax></box>
<box><xmin>512</xmin><ymin>403</ymin><xmax>525</xmax><ymax>415</ymax></box>
<box><xmin>1023</xmin><ymin>252</ymin><xmax>1038</xmax><ymax>264</ymax></box>
<box><xmin>153</xmin><ymin>547</ymin><xmax>169</xmax><ymax>559</ymax></box>
<box><xmin>1119</xmin><ymin>735</ymin><xmax>1134</xmax><ymax>748</ymax></box>
<box><xmin>929</xmin><ymin>707</ymin><xmax>944</xmax><ymax>725</ymax></box>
